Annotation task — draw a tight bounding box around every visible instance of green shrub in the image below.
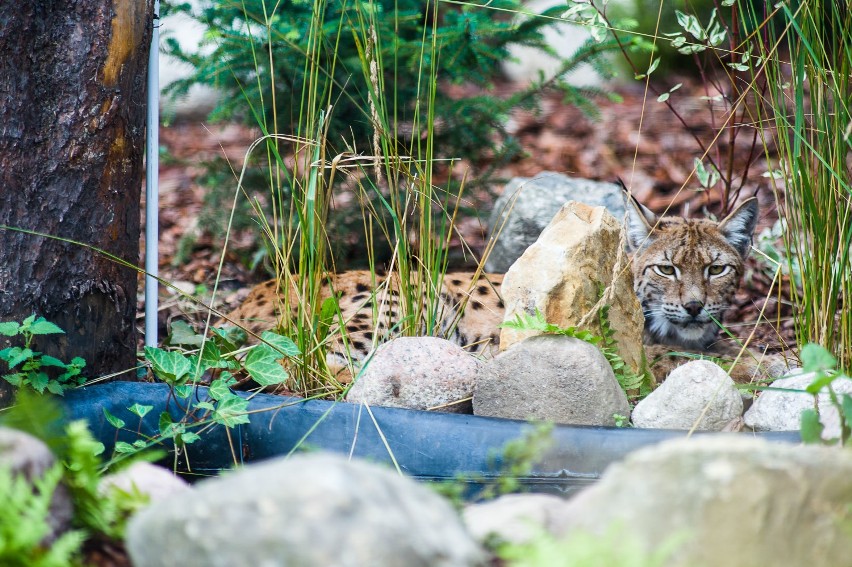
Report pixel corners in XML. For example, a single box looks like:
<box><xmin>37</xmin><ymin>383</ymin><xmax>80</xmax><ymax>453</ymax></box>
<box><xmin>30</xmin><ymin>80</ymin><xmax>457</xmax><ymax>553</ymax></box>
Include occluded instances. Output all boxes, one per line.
<box><xmin>164</xmin><ymin>0</ymin><xmax>592</xmax><ymax>162</ymax></box>
<box><xmin>162</xmin><ymin>0</ymin><xmax>628</xmax><ymax>256</ymax></box>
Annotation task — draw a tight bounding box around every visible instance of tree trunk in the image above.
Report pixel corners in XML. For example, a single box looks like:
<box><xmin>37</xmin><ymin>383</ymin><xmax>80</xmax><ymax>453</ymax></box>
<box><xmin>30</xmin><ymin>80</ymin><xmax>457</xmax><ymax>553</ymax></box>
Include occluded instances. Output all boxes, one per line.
<box><xmin>0</xmin><ymin>1</ymin><xmax>152</xmax><ymax>404</ymax></box>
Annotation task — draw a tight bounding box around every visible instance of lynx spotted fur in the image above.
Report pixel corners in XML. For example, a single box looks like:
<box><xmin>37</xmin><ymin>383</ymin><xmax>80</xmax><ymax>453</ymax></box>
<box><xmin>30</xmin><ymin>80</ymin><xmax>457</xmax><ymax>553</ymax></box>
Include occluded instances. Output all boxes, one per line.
<box><xmin>224</xmin><ymin>195</ymin><xmax>769</xmax><ymax>382</ymax></box>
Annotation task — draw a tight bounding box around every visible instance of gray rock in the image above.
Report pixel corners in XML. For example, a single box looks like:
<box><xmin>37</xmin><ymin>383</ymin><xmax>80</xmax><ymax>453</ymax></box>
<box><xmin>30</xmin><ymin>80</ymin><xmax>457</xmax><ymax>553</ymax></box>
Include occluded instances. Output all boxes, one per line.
<box><xmin>126</xmin><ymin>452</ymin><xmax>485</xmax><ymax>567</ymax></box>
<box><xmin>345</xmin><ymin>337</ymin><xmax>481</xmax><ymax>413</ymax></box>
<box><xmin>744</xmin><ymin>371</ymin><xmax>852</xmax><ymax>440</ymax></box>
<box><xmin>101</xmin><ymin>462</ymin><xmax>190</xmax><ymax>502</ymax></box>
<box><xmin>473</xmin><ymin>335</ymin><xmax>630</xmax><ymax>426</ymax></box>
<box><xmin>485</xmin><ymin>173</ymin><xmax>624</xmax><ymax>273</ymax></box>
<box><xmin>463</xmin><ymin>493</ymin><xmax>567</xmax><ymax>546</ymax></box>
<box><xmin>0</xmin><ymin>427</ymin><xmax>73</xmax><ymax>544</ymax></box>
<box><xmin>632</xmin><ymin>360</ymin><xmax>743</xmax><ymax>430</ymax></box>
<box><xmin>552</xmin><ymin>436</ymin><xmax>852</xmax><ymax>567</ymax></box>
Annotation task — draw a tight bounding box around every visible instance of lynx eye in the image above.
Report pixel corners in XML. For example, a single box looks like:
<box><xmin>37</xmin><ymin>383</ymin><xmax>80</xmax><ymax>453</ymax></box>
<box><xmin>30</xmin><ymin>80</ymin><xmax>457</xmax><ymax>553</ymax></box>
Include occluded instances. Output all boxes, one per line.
<box><xmin>707</xmin><ymin>265</ymin><xmax>729</xmax><ymax>277</ymax></box>
<box><xmin>654</xmin><ymin>264</ymin><xmax>676</xmax><ymax>277</ymax></box>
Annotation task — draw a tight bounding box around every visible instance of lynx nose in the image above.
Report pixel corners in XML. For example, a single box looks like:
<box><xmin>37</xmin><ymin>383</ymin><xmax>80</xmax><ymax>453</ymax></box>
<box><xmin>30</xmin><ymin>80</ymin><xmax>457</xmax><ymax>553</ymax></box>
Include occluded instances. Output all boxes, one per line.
<box><xmin>683</xmin><ymin>301</ymin><xmax>704</xmax><ymax>318</ymax></box>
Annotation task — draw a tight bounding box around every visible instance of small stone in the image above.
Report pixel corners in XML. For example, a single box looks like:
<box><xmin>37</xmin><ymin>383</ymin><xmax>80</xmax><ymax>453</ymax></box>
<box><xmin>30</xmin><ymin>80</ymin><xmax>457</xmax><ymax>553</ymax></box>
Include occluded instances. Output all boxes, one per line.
<box><xmin>632</xmin><ymin>360</ymin><xmax>743</xmax><ymax>430</ymax></box>
<box><xmin>463</xmin><ymin>493</ymin><xmax>566</xmax><ymax>545</ymax></box>
<box><xmin>126</xmin><ymin>452</ymin><xmax>485</xmax><ymax>567</ymax></box>
<box><xmin>744</xmin><ymin>370</ymin><xmax>852</xmax><ymax>440</ymax></box>
<box><xmin>473</xmin><ymin>335</ymin><xmax>630</xmax><ymax>426</ymax></box>
<box><xmin>345</xmin><ymin>337</ymin><xmax>481</xmax><ymax>413</ymax></box>
<box><xmin>101</xmin><ymin>462</ymin><xmax>190</xmax><ymax>502</ymax></box>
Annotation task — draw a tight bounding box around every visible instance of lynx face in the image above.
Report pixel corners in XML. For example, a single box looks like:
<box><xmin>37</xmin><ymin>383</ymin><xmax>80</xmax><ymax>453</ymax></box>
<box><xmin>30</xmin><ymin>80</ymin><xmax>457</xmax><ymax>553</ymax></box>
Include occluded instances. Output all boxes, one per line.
<box><xmin>624</xmin><ymin>194</ymin><xmax>759</xmax><ymax>351</ymax></box>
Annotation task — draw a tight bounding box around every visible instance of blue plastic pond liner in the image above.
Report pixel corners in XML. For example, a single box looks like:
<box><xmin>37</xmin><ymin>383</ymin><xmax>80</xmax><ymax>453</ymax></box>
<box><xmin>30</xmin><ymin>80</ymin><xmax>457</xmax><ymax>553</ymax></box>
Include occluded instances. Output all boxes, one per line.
<box><xmin>61</xmin><ymin>382</ymin><xmax>801</xmax><ymax>497</ymax></box>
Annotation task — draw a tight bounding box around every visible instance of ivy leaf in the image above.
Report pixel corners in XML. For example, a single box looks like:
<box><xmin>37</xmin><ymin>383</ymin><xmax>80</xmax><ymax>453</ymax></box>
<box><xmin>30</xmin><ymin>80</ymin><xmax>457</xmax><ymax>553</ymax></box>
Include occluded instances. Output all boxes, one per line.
<box><xmin>179</xmin><ymin>432</ymin><xmax>202</xmax><ymax>445</ymax></box>
<box><xmin>103</xmin><ymin>408</ymin><xmax>126</xmax><ymax>429</ymax></box>
<box><xmin>244</xmin><ymin>345</ymin><xmax>290</xmax><ymax>386</ymax></box>
<box><xmin>145</xmin><ymin>347</ymin><xmax>192</xmax><ymax>385</ymax></box>
<box><xmin>200</xmin><ymin>340</ymin><xmax>229</xmax><ymax>370</ymax></box>
<box><xmin>174</xmin><ymin>384</ymin><xmax>193</xmax><ymax>398</ymax></box>
<box><xmin>0</xmin><ymin>321</ymin><xmax>21</xmax><ymax>336</ymax></box>
<box><xmin>114</xmin><ymin>442</ymin><xmax>137</xmax><ymax>454</ymax></box>
<box><xmin>28</xmin><ymin>318</ymin><xmax>65</xmax><ymax>335</ymax></box>
<box><xmin>211</xmin><ymin>326</ymin><xmax>247</xmax><ymax>355</ymax></box>
<box><xmin>128</xmin><ymin>404</ymin><xmax>153</xmax><ymax>419</ymax></box>
<box><xmin>194</xmin><ymin>401</ymin><xmax>216</xmax><ymax>412</ymax></box>
<box><xmin>260</xmin><ymin>331</ymin><xmax>300</xmax><ymax>358</ymax></box>
<box><xmin>168</xmin><ymin>320</ymin><xmax>203</xmax><ymax>347</ymax></box>
<box><xmin>209</xmin><ymin>375</ymin><xmax>237</xmax><ymax>400</ymax></box>
<box><xmin>213</xmin><ymin>395</ymin><xmax>250</xmax><ymax>427</ymax></box>
<box><xmin>158</xmin><ymin>411</ymin><xmax>176</xmax><ymax>437</ymax></box>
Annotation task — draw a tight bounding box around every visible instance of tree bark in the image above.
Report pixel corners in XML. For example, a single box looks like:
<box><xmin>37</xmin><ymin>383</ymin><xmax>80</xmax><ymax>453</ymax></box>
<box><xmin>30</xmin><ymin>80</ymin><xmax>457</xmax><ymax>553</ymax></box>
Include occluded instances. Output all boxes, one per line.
<box><xmin>0</xmin><ymin>1</ymin><xmax>152</xmax><ymax>404</ymax></box>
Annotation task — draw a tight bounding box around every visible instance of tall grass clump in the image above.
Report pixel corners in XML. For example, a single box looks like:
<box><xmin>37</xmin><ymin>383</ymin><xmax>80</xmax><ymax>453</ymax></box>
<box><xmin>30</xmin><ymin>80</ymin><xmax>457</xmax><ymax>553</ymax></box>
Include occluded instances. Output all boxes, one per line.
<box><xmin>168</xmin><ymin>0</ymin><xmax>628</xmax><ymax>393</ymax></box>
<box><xmin>748</xmin><ymin>1</ymin><xmax>852</xmax><ymax>367</ymax></box>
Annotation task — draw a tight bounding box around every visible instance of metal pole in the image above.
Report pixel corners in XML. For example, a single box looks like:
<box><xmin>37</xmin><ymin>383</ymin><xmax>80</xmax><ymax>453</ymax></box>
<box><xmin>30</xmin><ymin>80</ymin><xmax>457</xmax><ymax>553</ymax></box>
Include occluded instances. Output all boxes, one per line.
<box><xmin>144</xmin><ymin>0</ymin><xmax>160</xmax><ymax>347</ymax></box>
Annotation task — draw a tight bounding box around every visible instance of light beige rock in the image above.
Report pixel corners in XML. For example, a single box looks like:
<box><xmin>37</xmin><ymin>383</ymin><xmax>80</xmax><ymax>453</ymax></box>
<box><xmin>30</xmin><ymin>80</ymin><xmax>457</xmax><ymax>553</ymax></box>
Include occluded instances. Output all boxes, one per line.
<box><xmin>500</xmin><ymin>201</ymin><xmax>645</xmax><ymax>378</ymax></box>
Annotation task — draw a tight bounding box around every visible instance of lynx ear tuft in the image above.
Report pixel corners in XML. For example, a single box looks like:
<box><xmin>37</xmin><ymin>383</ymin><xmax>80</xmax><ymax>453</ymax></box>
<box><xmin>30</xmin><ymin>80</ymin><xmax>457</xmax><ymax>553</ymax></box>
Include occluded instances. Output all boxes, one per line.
<box><xmin>623</xmin><ymin>191</ymin><xmax>658</xmax><ymax>251</ymax></box>
<box><xmin>718</xmin><ymin>197</ymin><xmax>759</xmax><ymax>258</ymax></box>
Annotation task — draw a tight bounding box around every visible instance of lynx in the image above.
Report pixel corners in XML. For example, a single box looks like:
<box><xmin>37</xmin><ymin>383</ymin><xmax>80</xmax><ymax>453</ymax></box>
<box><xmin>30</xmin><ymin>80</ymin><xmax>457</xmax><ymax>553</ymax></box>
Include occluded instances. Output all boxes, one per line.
<box><xmin>623</xmin><ymin>194</ymin><xmax>778</xmax><ymax>381</ymax></box>
<box><xmin>223</xmin><ymin>194</ymin><xmax>769</xmax><ymax>382</ymax></box>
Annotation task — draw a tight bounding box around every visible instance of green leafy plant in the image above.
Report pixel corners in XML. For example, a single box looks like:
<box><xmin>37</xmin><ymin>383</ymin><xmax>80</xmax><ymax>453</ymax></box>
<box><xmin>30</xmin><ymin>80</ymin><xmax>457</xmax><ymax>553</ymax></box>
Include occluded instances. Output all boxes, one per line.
<box><xmin>501</xmin><ymin>309</ymin><xmax>652</xmax><ymax>396</ymax></box>
<box><xmin>798</xmin><ymin>344</ymin><xmax>852</xmax><ymax>446</ymax></box>
<box><xmin>0</xmin><ymin>463</ymin><xmax>85</xmax><ymax>567</ymax></box>
<box><xmin>0</xmin><ymin>393</ymin><xmax>152</xmax><ymax>565</ymax></box>
<box><xmin>160</xmin><ymin>0</ymin><xmax>635</xmax><ymax>298</ymax></box>
<box><xmin>0</xmin><ymin>315</ymin><xmax>86</xmax><ymax>395</ymax></box>
<box><xmin>580</xmin><ymin>0</ymin><xmax>772</xmax><ymax>214</ymax></box>
<box><xmin>496</xmin><ymin>521</ymin><xmax>684</xmax><ymax>567</ymax></box>
<box><xmin>163</xmin><ymin>0</ymin><xmax>621</xmax><ymax>167</ymax></box>
<box><xmin>100</xmin><ymin>321</ymin><xmax>304</xmax><ymax>464</ymax></box>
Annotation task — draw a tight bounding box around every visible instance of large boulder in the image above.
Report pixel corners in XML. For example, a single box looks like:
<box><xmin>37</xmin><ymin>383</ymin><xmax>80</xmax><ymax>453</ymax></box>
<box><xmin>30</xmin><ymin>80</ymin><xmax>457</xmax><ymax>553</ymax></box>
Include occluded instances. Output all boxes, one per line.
<box><xmin>499</xmin><ymin>200</ymin><xmax>644</xmax><ymax>378</ymax></box>
<box><xmin>551</xmin><ymin>436</ymin><xmax>852</xmax><ymax>567</ymax></box>
<box><xmin>345</xmin><ymin>337</ymin><xmax>481</xmax><ymax>413</ymax></box>
<box><xmin>473</xmin><ymin>335</ymin><xmax>630</xmax><ymax>426</ymax></box>
<box><xmin>126</xmin><ymin>453</ymin><xmax>485</xmax><ymax>567</ymax></box>
<box><xmin>632</xmin><ymin>360</ymin><xmax>743</xmax><ymax>430</ymax></box>
<box><xmin>485</xmin><ymin>173</ymin><xmax>624</xmax><ymax>273</ymax></box>
<box><xmin>744</xmin><ymin>371</ymin><xmax>852</xmax><ymax>440</ymax></box>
